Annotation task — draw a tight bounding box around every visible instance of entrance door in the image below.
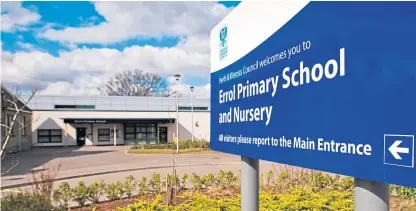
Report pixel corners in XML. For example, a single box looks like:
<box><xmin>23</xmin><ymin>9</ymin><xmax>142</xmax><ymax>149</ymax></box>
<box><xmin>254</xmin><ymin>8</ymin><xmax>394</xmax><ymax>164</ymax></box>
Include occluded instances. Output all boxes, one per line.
<box><xmin>76</xmin><ymin>128</ymin><xmax>86</xmax><ymax>146</ymax></box>
<box><xmin>159</xmin><ymin>127</ymin><xmax>168</xmax><ymax>144</ymax></box>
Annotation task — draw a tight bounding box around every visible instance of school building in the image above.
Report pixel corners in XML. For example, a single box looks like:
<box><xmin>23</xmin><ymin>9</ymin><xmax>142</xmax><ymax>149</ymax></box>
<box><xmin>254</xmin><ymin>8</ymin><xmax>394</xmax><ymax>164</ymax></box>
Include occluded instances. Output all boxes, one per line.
<box><xmin>22</xmin><ymin>95</ymin><xmax>210</xmax><ymax>147</ymax></box>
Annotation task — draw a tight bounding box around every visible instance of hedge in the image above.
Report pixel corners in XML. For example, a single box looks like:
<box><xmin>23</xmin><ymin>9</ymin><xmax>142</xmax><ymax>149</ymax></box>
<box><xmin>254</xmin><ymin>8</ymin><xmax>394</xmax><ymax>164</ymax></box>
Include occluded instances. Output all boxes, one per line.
<box><xmin>130</xmin><ymin>139</ymin><xmax>210</xmax><ymax>150</ymax></box>
<box><xmin>117</xmin><ymin>188</ymin><xmax>353</xmax><ymax>211</ymax></box>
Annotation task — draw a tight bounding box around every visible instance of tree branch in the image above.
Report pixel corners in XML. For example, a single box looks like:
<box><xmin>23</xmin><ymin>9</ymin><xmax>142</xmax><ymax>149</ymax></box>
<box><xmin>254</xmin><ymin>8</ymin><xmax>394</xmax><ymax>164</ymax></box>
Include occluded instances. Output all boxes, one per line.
<box><xmin>1</xmin><ymin>89</ymin><xmax>36</xmax><ymax>159</ymax></box>
<box><xmin>0</xmin><ymin>123</ymin><xmax>10</xmax><ymax>129</ymax></box>
<box><xmin>98</xmin><ymin>69</ymin><xmax>176</xmax><ymax>97</ymax></box>
<box><xmin>1</xmin><ymin>159</ymin><xmax>19</xmax><ymax>176</ymax></box>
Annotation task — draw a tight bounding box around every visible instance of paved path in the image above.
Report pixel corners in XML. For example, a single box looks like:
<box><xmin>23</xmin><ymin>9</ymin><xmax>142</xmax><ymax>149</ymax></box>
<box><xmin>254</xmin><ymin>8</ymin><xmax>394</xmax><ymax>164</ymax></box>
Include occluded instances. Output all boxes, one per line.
<box><xmin>1</xmin><ymin>146</ymin><xmax>282</xmax><ymax>193</ymax></box>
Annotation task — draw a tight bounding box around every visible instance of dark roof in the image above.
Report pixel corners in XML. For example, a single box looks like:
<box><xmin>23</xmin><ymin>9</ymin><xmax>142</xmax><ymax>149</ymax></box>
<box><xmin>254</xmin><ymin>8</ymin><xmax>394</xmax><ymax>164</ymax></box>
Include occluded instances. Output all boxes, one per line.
<box><xmin>1</xmin><ymin>85</ymin><xmax>32</xmax><ymax>112</ymax></box>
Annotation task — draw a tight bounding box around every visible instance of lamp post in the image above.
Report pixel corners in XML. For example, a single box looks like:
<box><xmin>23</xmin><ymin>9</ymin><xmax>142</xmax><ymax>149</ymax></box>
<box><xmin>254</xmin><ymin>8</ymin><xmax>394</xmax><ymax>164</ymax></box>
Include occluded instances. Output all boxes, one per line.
<box><xmin>190</xmin><ymin>86</ymin><xmax>194</xmax><ymax>142</ymax></box>
<box><xmin>174</xmin><ymin>74</ymin><xmax>181</xmax><ymax>153</ymax></box>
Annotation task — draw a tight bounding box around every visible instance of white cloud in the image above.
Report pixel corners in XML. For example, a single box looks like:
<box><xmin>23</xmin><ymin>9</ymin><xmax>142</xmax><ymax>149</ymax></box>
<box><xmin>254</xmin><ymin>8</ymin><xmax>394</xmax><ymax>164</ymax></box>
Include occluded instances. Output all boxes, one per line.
<box><xmin>1</xmin><ymin>42</ymin><xmax>210</xmax><ymax>95</ymax></box>
<box><xmin>1</xmin><ymin>2</ymin><xmax>41</xmax><ymax>32</ymax></box>
<box><xmin>1</xmin><ymin>2</ymin><xmax>234</xmax><ymax>98</ymax></box>
<box><xmin>38</xmin><ymin>75</ymin><xmax>103</xmax><ymax>96</ymax></box>
<box><xmin>176</xmin><ymin>35</ymin><xmax>210</xmax><ymax>54</ymax></box>
<box><xmin>166</xmin><ymin>75</ymin><xmax>210</xmax><ymax>98</ymax></box>
<box><xmin>176</xmin><ymin>83</ymin><xmax>210</xmax><ymax>98</ymax></box>
<box><xmin>39</xmin><ymin>79</ymin><xmax>210</xmax><ymax>98</ymax></box>
<box><xmin>17</xmin><ymin>41</ymin><xmax>34</xmax><ymax>50</ymax></box>
<box><xmin>40</xmin><ymin>2</ymin><xmax>232</xmax><ymax>45</ymax></box>
<box><xmin>16</xmin><ymin>41</ymin><xmax>45</xmax><ymax>52</ymax></box>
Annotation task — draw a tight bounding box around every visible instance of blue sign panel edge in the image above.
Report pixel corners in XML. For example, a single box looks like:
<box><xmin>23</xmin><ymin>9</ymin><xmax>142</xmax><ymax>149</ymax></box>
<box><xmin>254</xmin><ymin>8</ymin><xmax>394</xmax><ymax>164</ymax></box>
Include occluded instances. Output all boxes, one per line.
<box><xmin>210</xmin><ymin>2</ymin><xmax>416</xmax><ymax>188</ymax></box>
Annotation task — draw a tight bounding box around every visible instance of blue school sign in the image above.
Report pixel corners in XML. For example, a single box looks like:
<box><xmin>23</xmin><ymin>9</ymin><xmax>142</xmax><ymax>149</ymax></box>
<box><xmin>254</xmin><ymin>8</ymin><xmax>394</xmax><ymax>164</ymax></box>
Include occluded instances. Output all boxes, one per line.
<box><xmin>210</xmin><ymin>2</ymin><xmax>416</xmax><ymax>188</ymax></box>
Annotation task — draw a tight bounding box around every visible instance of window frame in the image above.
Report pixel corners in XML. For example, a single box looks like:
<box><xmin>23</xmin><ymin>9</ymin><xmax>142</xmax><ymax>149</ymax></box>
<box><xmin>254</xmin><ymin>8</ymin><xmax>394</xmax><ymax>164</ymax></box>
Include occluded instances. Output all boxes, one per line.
<box><xmin>98</xmin><ymin>129</ymin><xmax>111</xmax><ymax>142</ymax></box>
<box><xmin>124</xmin><ymin>124</ymin><xmax>136</xmax><ymax>140</ymax></box>
<box><xmin>110</xmin><ymin>129</ymin><xmax>123</xmax><ymax>138</ymax></box>
<box><xmin>54</xmin><ymin>105</ymin><xmax>96</xmax><ymax>109</ymax></box>
<box><xmin>124</xmin><ymin>123</ymin><xmax>158</xmax><ymax>143</ymax></box>
<box><xmin>178</xmin><ymin>106</ymin><xmax>208</xmax><ymax>111</ymax></box>
<box><xmin>37</xmin><ymin>129</ymin><xmax>62</xmax><ymax>143</ymax></box>
<box><xmin>22</xmin><ymin>116</ymin><xmax>27</xmax><ymax>136</ymax></box>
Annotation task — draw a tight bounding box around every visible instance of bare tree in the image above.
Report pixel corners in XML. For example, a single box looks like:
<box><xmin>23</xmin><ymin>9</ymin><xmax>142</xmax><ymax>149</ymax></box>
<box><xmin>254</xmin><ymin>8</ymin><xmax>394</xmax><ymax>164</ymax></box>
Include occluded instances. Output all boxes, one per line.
<box><xmin>1</xmin><ymin>86</ymin><xmax>37</xmax><ymax>175</ymax></box>
<box><xmin>98</xmin><ymin>69</ymin><xmax>177</xmax><ymax>97</ymax></box>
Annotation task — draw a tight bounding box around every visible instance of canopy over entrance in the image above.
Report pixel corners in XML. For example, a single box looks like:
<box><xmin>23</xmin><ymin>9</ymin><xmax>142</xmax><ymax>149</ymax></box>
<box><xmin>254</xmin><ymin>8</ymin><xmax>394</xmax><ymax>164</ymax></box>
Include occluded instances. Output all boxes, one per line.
<box><xmin>62</xmin><ymin>118</ymin><xmax>175</xmax><ymax>124</ymax></box>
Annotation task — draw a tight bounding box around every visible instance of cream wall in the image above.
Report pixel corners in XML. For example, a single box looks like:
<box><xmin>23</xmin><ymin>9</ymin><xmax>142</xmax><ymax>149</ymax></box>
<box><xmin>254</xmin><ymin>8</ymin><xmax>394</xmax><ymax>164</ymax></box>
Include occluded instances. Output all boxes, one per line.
<box><xmin>176</xmin><ymin>112</ymin><xmax>210</xmax><ymax>141</ymax></box>
<box><xmin>31</xmin><ymin>110</ymin><xmax>210</xmax><ymax>146</ymax></box>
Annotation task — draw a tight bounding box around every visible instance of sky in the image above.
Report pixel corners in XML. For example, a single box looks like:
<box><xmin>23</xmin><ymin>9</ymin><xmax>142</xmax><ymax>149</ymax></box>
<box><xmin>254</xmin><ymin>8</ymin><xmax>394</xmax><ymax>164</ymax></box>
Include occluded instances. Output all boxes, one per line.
<box><xmin>1</xmin><ymin>1</ymin><xmax>240</xmax><ymax>98</ymax></box>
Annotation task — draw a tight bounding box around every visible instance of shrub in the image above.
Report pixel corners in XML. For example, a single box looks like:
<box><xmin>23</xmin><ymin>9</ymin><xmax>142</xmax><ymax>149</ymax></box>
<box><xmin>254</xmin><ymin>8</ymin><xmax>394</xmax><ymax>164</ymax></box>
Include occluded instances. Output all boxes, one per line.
<box><xmin>149</xmin><ymin>173</ymin><xmax>162</xmax><ymax>194</ymax></box>
<box><xmin>391</xmin><ymin>185</ymin><xmax>416</xmax><ymax>200</ymax></box>
<box><xmin>1</xmin><ymin>191</ymin><xmax>56</xmax><ymax>211</ymax></box>
<box><xmin>190</xmin><ymin>173</ymin><xmax>203</xmax><ymax>190</ymax></box>
<box><xmin>118</xmin><ymin>195</ymin><xmax>167</xmax><ymax>211</ymax></box>
<box><xmin>30</xmin><ymin>163</ymin><xmax>61</xmax><ymax>197</ymax></box>
<box><xmin>328</xmin><ymin>174</ymin><xmax>341</xmax><ymax>190</ymax></box>
<box><xmin>88</xmin><ymin>180</ymin><xmax>106</xmax><ymax>204</ymax></box>
<box><xmin>179</xmin><ymin>140</ymin><xmax>192</xmax><ymax>149</ymax></box>
<box><xmin>265</xmin><ymin>170</ymin><xmax>274</xmax><ymax>188</ymax></box>
<box><xmin>164</xmin><ymin>174</ymin><xmax>171</xmax><ymax>188</ymax></box>
<box><xmin>174</xmin><ymin>192</ymin><xmax>240</xmax><ymax>211</ymax></box>
<box><xmin>263</xmin><ymin>187</ymin><xmax>353</xmax><ymax>211</ymax></box>
<box><xmin>221</xmin><ymin>170</ymin><xmax>237</xmax><ymax>188</ymax></box>
<box><xmin>106</xmin><ymin>181</ymin><xmax>124</xmax><ymax>201</ymax></box>
<box><xmin>340</xmin><ymin>177</ymin><xmax>354</xmax><ymax>190</ymax></box>
<box><xmin>181</xmin><ymin>173</ymin><xmax>189</xmax><ymax>190</ymax></box>
<box><xmin>118</xmin><ymin>187</ymin><xmax>353</xmax><ymax>211</ymax></box>
<box><xmin>166</xmin><ymin>174</ymin><xmax>180</xmax><ymax>189</ymax></box>
<box><xmin>192</xmin><ymin>139</ymin><xmax>210</xmax><ymax>150</ymax></box>
<box><xmin>124</xmin><ymin>175</ymin><xmax>137</xmax><ymax>199</ymax></box>
<box><xmin>237</xmin><ymin>169</ymin><xmax>241</xmax><ymax>183</ymax></box>
<box><xmin>202</xmin><ymin>140</ymin><xmax>210</xmax><ymax>150</ymax></box>
<box><xmin>72</xmin><ymin>181</ymin><xmax>89</xmax><ymax>207</ymax></box>
<box><xmin>129</xmin><ymin>139</ymin><xmax>209</xmax><ymax>151</ymax></box>
<box><xmin>312</xmin><ymin>172</ymin><xmax>331</xmax><ymax>191</ymax></box>
<box><xmin>177</xmin><ymin>139</ymin><xmax>210</xmax><ymax>150</ymax></box>
<box><xmin>260</xmin><ymin>173</ymin><xmax>265</xmax><ymax>190</ymax></box>
<box><xmin>52</xmin><ymin>182</ymin><xmax>72</xmax><ymax>208</ymax></box>
<box><xmin>131</xmin><ymin>143</ymin><xmax>174</xmax><ymax>150</ymax></box>
<box><xmin>105</xmin><ymin>183</ymin><xmax>119</xmax><ymax>201</ymax></box>
<box><xmin>202</xmin><ymin>173</ymin><xmax>216</xmax><ymax>188</ymax></box>
<box><xmin>138</xmin><ymin>177</ymin><xmax>149</xmax><ymax>196</ymax></box>
<box><xmin>117</xmin><ymin>181</ymin><xmax>126</xmax><ymax>198</ymax></box>
<box><xmin>217</xmin><ymin>170</ymin><xmax>228</xmax><ymax>189</ymax></box>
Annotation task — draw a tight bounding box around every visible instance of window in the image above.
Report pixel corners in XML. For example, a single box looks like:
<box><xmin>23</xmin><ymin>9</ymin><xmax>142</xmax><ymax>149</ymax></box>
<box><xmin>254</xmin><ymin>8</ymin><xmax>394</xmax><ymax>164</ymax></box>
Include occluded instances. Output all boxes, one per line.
<box><xmin>110</xmin><ymin>129</ymin><xmax>123</xmax><ymax>138</ymax></box>
<box><xmin>22</xmin><ymin>116</ymin><xmax>27</xmax><ymax>136</ymax></box>
<box><xmin>54</xmin><ymin>105</ymin><xmax>95</xmax><ymax>109</ymax></box>
<box><xmin>124</xmin><ymin>123</ymin><xmax>157</xmax><ymax>144</ymax></box>
<box><xmin>98</xmin><ymin>129</ymin><xmax>110</xmax><ymax>142</ymax></box>
<box><xmin>146</xmin><ymin>124</ymin><xmax>157</xmax><ymax>140</ymax></box>
<box><xmin>178</xmin><ymin>106</ymin><xmax>208</xmax><ymax>111</ymax></box>
<box><xmin>38</xmin><ymin>129</ymin><xmax>62</xmax><ymax>143</ymax></box>
<box><xmin>136</xmin><ymin>124</ymin><xmax>146</xmax><ymax>143</ymax></box>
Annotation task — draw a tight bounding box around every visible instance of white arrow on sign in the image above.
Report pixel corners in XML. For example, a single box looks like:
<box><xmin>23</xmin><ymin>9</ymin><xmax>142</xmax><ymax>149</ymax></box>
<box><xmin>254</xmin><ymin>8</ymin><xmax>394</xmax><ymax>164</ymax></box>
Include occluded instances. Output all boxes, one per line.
<box><xmin>388</xmin><ymin>140</ymin><xmax>410</xmax><ymax>160</ymax></box>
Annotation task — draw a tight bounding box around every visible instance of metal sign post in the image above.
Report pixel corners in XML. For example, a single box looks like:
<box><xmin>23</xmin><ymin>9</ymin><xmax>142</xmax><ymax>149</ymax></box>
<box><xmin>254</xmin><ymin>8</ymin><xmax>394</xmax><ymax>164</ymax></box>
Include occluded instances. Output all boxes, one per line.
<box><xmin>354</xmin><ymin>178</ymin><xmax>389</xmax><ymax>211</ymax></box>
<box><xmin>241</xmin><ymin>156</ymin><xmax>259</xmax><ymax>211</ymax></box>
